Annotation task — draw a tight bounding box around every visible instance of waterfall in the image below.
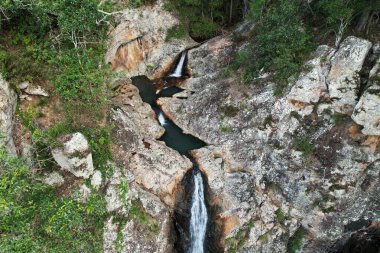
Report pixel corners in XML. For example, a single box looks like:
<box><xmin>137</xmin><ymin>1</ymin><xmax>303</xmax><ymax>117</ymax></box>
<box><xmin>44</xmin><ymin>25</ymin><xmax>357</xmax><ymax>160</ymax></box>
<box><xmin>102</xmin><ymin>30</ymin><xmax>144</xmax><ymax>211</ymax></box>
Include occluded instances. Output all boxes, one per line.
<box><xmin>169</xmin><ymin>51</ymin><xmax>186</xmax><ymax>78</ymax></box>
<box><xmin>157</xmin><ymin>111</ymin><xmax>167</xmax><ymax>126</ymax></box>
<box><xmin>190</xmin><ymin>169</ymin><xmax>208</xmax><ymax>253</ymax></box>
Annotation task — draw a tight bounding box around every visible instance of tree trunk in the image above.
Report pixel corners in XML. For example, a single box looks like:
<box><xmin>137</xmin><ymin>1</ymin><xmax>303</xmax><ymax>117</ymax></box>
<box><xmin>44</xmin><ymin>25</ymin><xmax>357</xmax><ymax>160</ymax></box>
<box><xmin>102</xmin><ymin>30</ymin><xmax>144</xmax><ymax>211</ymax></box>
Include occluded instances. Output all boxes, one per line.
<box><xmin>356</xmin><ymin>10</ymin><xmax>371</xmax><ymax>32</ymax></box>
<box><xmin>242</xmin><ymin>0</ymin><xmax>249</xmax><ymax>16</ymax></box>
<box><xmin>229</xmin><ymin>0</ymin><xmax>233</xmax><ymax>24</ymax></box>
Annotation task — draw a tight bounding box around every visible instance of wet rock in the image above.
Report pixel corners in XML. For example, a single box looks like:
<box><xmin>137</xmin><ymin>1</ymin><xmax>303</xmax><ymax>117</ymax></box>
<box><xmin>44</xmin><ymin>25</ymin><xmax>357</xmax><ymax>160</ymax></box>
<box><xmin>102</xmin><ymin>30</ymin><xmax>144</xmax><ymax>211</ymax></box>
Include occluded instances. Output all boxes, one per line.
<box><xmin>52</xmin><ymin>132</ymin><xmax>95</xmax><ymax>179</ymax></box>
<box><xmin>330</xmin><ymin>222</ymin><xmax>380</xmax><ymax>253</ymax></box>
<box><xmin>105</xmin><ymin>2</ymin><xmax>196</xmax><ymax>79</ymax></box>
<box><xmin>327</xmin><ymin>36</ymin><xmax>372</xmax><ymax>114</ymax></box>
<box><xmin>0</xmin><ymin>75</ymin><xmax>17</xmax><ymax>155</ymax></box>
<box><xmin>44</xmin><ymin>172</ymin><xmax>65</xmax><ymax>187</ymax></box>
<box><xmin>190</xmin><ymin>146</ymin><xmax>256</xmax><ymax>237</ymax></box>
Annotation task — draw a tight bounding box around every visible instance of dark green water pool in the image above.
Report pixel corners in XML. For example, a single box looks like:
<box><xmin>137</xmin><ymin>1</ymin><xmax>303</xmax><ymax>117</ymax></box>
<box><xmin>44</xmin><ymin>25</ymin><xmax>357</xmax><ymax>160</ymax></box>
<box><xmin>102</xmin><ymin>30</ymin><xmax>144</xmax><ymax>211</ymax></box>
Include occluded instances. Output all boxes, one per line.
<box><xmin>132</xmin><ymin>76</ymin><xmax>205</xmax><ymax>156</ymax></box>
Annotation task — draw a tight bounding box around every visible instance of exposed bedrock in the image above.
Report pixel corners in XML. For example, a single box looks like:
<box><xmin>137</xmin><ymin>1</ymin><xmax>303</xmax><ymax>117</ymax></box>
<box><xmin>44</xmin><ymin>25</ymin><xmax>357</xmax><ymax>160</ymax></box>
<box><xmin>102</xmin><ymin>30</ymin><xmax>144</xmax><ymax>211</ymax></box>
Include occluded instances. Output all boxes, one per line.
<box><xmin>157</xmin><ymin>33</ymin><xmax>380</xmax><ymax>252</ymax></box>
<box><xmin>104</xmin><ymin>80</ymin><xmax>195</xmax><ymax>252</ymax></box>
<box><xmin>352</xmin><ymin>47</ymin><xmax>380</xmax><ymax>136</ymax></box>
<box><xmin>105</xmin><ymin>0</ymin><xmax>197</xmax><ymax>79</ymax></box>
<box><xmin>0</xmin><ymin>75</ymin><xmax>17</xmax><ymax>156</ymax></box>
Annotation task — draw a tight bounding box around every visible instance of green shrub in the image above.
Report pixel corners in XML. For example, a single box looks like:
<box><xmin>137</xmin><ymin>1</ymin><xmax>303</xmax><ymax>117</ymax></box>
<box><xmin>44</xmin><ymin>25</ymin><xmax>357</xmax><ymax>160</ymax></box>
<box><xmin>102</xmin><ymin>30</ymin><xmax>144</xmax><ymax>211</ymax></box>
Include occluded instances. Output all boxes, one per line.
<box><xmin>164</xmin><ymin>0</ymin><xmax>246</xmax><ymax>40</ymax></box>
<box><xmin>1</xmin><ymin>0</ymin><xmax>111</xmax><ymax>127</ymax></box>
<box><xmin>248</xmin><ymin>0</ymin><xmax>266</xmax><ymax>20</ymax></box>
<box><xmin>287</xmin><ymin>226</ymin><xmax>306</xmax><ymax>253</ymax></box>
<box><xmin>275</xmin><ymin>208</ymin><xmax>286</xmax><ymax>222</ymax></box>
<box><xmin>128</xmin><ymin>0</ymin><xmax>155</xmax><ymax>8</ymax></box>
<box><xmin>219</xmin><ymin>105</ymin><xmax>239</xmax><ymax>118</ymax></box>
<box><xmin>294</xmin><ymin>136</ymin><xmax>314</xmax><ymax>156</ymax></box>
<box><xmin>166</xmin><ymin>25</ymin><xmax>187</xmax><ymax>41</ymax></box>
<box><xmin>0</xmin><ymin>148</ymin><xmax>107</xmax><ymax>252</ymax></box>
<box><xmin>232</xmin><ymin>0</ymin><xmax>313</xmax><ymax>95</ymax></box>
<box><xmin>83</xmin><ymin>126</ymin><xmax>114</xmax><ymax>175</ymax></box>
<box><xmin>190</xmin><ymin>19</ymin><xmax>219</xmax><ymax>39</ymax></box>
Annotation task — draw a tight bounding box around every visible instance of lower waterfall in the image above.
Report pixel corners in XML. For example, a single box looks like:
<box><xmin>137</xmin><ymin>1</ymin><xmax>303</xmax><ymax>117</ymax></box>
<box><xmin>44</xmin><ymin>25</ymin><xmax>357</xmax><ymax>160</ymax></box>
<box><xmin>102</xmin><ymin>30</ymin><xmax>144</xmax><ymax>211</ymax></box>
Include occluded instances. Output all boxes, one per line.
<box><xmin>190</xmin><ymin>169</ymin><xmax>208</xmax><ymax>253</ymax></box>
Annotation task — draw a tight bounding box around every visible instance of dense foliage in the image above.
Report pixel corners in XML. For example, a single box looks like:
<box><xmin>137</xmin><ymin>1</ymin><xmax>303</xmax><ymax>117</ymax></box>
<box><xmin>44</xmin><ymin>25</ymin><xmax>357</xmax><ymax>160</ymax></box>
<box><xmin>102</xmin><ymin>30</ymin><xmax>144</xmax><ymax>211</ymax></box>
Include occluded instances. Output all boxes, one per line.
<box><xmin>0</xmin><ymin>3</ymin><xmax>113</xmax><ymax>250</ymax></box>
<box><xmin>233</xmin><ymin>0</ymin><xmax>312</xmax><ymax>95</ymax></box>
<box><xmin>164</xmin><ymin>0</ymin><xmax>249</xmax><ymax>40</ymax></box>
<box><xmin>0</xmin><ymin>0</ymin><xmax>110</xmax><ymax>126</ymax></box>
<box><xmin>229</xmin><ymin>0</ymin><xmax>379</xmax><ymax>95</ymax></box>
<box><xmin>0</xmin><ymin>148</ymin><xmax>107</xmax><ymax>252</ymax></box>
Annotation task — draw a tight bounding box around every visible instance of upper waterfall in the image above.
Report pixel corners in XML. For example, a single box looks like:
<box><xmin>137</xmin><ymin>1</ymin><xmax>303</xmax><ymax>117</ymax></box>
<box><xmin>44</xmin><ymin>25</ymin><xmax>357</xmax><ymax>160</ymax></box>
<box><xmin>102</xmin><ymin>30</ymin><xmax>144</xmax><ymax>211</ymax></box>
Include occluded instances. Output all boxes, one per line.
<box><xmin>168</xmin><ymin>51</ymin><xmax>187</xmax><ymax>78</ymax></box>
<box><xmin>157</xmin><ymin>111</ymin><xmax>167</xmax><ymax>126</ymax></box>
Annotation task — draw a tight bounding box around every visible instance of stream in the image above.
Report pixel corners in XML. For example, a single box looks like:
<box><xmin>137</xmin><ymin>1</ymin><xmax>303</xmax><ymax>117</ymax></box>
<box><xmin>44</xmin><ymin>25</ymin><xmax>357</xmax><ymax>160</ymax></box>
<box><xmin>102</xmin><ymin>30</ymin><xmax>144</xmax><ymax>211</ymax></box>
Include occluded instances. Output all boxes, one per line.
<box><xmin>131</xmin><ymin>52</ymin><xmax>210</xmax><ymax>253</ymax></box>
<box><xmin>131</xmin><ymin>76</ymin><xmax>205</xmax><ymax>156</ymax></box>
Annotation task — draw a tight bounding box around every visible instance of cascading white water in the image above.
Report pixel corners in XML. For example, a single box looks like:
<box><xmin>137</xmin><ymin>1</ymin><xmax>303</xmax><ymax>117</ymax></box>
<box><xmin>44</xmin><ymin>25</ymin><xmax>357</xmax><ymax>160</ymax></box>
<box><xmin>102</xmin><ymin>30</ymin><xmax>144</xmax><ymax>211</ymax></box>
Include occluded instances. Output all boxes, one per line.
<box><xmin>157</xmin><ymin>111</ymin><xmax>167</xmax><ymax>126</ymax></box>
<box><xmin>190</xmin><ymin>170</ymin><xmax>208</xmax><ymax>253</ymax></box>
<box><xmin>169</xmin><ymin>51</ymin><xmax>186</xmax><ymax>78</ymax></box>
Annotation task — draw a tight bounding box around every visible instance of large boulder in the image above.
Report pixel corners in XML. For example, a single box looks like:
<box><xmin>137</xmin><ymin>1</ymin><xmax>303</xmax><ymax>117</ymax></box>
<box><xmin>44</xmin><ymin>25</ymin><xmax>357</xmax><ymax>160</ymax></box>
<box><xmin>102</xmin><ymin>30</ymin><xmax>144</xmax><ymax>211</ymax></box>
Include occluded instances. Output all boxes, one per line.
<box><xmin>0</xmin><ymin>75</ymin><xmax>17</xmax><ymax>156</ymax></box>
<box><xmin>352</xmin><ymin>82</ymin><xmax>380</xmax><ymax>136</ymax></box>
<box><xmin>327</xmin><ymin>36</ymin><xmax>372</xmax><ymax>114</ymax></box>
<box><xmin>102</xmin><ymin>159</ymin><xmax>176</xmax><ymax>253</ymax></box>
<box><xmin>112</xmin><ymin>80</ymin><xmax>164</xmax><ymax>141</ymax></box>
<box><xmin>128</xmin><ymin>139</ymin><xmax>192</xmax><ymax>207</ymax></box>
<box><xmin>52</xmin><ymin>132</ymin><xmax>95</xmax><ymax>178</ymax></box>
<box><xmin>105</xmin><ymin>1</ymin><xmax>196</xmax><ymax>79</ymax></box>
<box><xmin>288</xmin><ymin>45</ymin><xmax>335</xmax><ymax>107</ymax></box>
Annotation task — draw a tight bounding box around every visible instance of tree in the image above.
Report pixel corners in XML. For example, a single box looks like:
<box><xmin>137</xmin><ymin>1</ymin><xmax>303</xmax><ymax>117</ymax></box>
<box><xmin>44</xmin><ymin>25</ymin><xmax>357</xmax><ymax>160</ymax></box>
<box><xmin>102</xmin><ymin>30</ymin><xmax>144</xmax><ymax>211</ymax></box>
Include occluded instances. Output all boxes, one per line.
<box><xmin>314</xmin><ymin>0</ymin><xmax>380</xmax><ymax>46</ymax></box>
<box><xmin>165</xmin><ymin>0</ymin><xmax>247</xmax><ymax>40</ymax></box>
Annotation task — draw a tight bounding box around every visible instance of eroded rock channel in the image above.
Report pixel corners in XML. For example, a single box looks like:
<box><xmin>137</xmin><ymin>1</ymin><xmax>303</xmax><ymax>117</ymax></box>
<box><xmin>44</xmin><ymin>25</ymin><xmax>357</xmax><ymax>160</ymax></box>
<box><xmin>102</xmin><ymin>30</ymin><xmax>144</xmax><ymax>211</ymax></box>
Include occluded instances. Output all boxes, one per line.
<box><xmin>131</xmin><ymin>54</ymin><xmax>222</xmax><ymax>252</ymax></box>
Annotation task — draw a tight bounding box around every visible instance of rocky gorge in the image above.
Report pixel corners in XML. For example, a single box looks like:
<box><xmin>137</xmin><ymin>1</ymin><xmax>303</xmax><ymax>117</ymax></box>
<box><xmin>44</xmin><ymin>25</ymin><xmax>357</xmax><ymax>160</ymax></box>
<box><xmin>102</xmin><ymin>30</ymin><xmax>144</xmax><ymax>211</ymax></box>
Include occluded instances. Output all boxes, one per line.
<box><xmin>0</xmin><ymin>1</ymin><xmax>379</xmax><ymax>253</ymax></box>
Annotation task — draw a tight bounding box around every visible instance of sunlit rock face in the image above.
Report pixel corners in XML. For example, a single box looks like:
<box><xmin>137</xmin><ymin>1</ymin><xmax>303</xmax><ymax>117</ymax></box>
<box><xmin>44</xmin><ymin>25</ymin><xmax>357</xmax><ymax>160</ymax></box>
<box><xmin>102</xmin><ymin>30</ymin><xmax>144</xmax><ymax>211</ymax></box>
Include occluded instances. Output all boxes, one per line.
<box><xmin>156</xmin><ymin>33</ymin><xmax>380</xmax><ymax>252</ymax></box>
<box><xmin>327</xmin><ymin>36</ymin><xmax>372</xmax><ymax>115</ymax></box>
<box><xmin>287</xmin><ymin>45</ymin><xmax>335</xmax><ymax>109</ymax></box>
<box><xmin>352</xmin><ymin>56</ymin><xmax>380</xmax><ymax>136</ymax></box>
<box><xmin>103</xmin><ymin>4</ymin><xmax>380</xmax><ymax>249</ymax></box>
<box><xmin>105</xmin><ymin>1</ymin><xmax>196</xmax><ymax>79</ymax></box>
<box><xmin>0</xmin><ymin>75</ymin><xmax>17</xmax><ymax>156</ymax></box>
<box><xmin>52</xmin><ymin>132</ymin><xmax>95</xmax><ymax>179</ymax></box>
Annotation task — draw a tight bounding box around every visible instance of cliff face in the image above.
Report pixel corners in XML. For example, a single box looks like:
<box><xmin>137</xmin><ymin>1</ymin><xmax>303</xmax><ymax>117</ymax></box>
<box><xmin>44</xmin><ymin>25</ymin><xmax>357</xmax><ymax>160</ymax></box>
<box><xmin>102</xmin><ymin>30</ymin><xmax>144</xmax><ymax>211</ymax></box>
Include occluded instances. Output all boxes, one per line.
<box><xmin>102</xmin><ymin>1</ymin><xmax>380</xmax><ymax>250</ymax></box>
<box><xmin>157</xmin><ymin>30</ymin><xmax>380</xmax><ymax>252</ymax></box>
<box><xmin>2</xmin><ymin>2</ymin><xmax>378</xmax><ymax>252</ymax></box>
<box><xmin>105</xmin><ymin>0</ymin><xmax>196</xmax><ymax>80</ymax></box>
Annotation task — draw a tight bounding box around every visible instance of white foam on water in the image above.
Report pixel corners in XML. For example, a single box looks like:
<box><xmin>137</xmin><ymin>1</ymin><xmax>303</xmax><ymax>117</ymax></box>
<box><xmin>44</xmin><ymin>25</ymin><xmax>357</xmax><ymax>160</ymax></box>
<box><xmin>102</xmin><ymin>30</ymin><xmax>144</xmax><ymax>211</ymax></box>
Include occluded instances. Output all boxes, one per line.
<box><xmin>190</xmin><ymin>170</ymin><xmax>208</xmax><ymax>253</ymax></box>
<box><xmin>157</xmin><ymin>111</ymin><xmax>167</xmax><ymax>126</ymax></box>
<box><xmin>169</xmin><ymin>51</ymin><xmax>186</xmax><ymax>78</ymax></box>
